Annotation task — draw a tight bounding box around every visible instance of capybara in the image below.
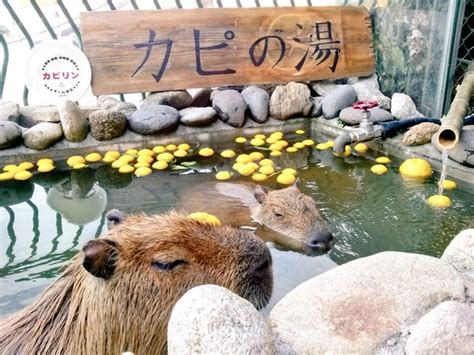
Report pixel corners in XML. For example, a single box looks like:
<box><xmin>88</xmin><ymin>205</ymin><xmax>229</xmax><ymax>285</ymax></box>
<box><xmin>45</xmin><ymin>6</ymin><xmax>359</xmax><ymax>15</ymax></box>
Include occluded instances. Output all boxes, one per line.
<box><xmin>179</xmin><ymin>182</ymin><xmax>334</xmax><ymax>252</ymax></box>
<box><xmin>0</xmin><ymin>212</ymin><xmax>272</xmax><ymax>354</ymax></box>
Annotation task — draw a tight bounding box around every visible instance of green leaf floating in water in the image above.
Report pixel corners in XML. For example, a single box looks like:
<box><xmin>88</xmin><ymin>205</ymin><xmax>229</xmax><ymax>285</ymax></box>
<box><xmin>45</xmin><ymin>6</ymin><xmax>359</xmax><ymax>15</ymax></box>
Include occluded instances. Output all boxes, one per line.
<box><xmin>180</xmin><ymin>161</ymin><xmax>197</xmax><ymax>167</ymax></box>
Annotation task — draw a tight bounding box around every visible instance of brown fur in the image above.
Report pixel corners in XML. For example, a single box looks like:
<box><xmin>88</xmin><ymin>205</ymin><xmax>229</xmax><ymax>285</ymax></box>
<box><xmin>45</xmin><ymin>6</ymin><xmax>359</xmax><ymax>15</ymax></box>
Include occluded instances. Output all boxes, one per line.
<box><xmin>0</xmin><ymin>212</ymin><xmax>272</xmax><ymax>354</ymax></box>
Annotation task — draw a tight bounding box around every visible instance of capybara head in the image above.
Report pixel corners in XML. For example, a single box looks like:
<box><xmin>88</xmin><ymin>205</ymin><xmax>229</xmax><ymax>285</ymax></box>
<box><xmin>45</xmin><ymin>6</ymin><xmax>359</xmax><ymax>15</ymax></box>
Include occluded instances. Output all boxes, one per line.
<box><xmin>0</xmin><ymin>212</ymin><xmax>272</xmax><ymax>355</ymax></box>
<box><xmin>252</xmin><ymin>184</ymin><xmax>334</xmax><ymax>251</ymax></box>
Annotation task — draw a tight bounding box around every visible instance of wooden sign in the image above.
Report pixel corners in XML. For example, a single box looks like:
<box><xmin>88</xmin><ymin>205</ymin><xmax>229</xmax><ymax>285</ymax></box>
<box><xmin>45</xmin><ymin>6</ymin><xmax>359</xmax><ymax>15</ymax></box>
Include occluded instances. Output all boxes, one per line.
<box><xmin>80</xmin><ymin>7</ymin><xmax>374</xmax><ymax>95</ymax></box>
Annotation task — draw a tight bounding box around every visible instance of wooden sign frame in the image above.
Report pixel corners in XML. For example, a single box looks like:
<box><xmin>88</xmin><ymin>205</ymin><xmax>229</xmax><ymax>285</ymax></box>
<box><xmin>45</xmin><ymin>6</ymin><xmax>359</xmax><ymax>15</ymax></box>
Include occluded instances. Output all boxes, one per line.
<box><xmin>80</xmin><ymin>6</ymin><xmax>374</xmax><ymax>95</ymax></box>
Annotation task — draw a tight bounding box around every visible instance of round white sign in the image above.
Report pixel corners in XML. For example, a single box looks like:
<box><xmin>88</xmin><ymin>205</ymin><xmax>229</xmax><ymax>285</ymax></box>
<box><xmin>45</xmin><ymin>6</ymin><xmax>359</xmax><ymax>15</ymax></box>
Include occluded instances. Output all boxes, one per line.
<box><xmin>26</xmin><ymin>40</ymin><xmax>91</xmax><ymax>103</ymax></box>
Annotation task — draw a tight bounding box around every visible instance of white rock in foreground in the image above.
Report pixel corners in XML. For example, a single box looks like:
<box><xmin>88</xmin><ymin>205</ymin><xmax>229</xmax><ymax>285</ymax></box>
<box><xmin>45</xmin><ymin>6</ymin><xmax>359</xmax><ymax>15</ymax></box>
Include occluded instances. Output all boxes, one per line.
<box><xmin>441</xmin><ymin>228</ymin><xmax>473</xmax><ymax>274</ymax></box>
<box><xmin>168</xmin><ymin>285</ymin><xmax>274</xmax><ymax>355</ymax></box>
<box><xmin>269</xmin><ymin>252</ymin><xmax>465</xmax><ymax>354</ymax></box>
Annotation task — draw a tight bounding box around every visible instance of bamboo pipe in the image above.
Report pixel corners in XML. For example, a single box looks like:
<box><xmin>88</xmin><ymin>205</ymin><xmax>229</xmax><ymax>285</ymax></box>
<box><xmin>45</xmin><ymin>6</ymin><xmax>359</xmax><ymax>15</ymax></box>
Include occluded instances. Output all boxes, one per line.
<box><xmin>437</xmin><ymin>63</ymin><xmax>474</xmax><ymax>150</ymax></box>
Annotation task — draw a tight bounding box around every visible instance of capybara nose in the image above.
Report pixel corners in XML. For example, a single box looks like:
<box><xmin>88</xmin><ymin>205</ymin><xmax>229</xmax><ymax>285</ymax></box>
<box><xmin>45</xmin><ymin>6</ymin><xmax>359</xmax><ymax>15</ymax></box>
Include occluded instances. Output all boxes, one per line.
<box><xmin>306</xmin><ymin>232</ymin><xmax>334</xmax><ymax>250</ymax></box>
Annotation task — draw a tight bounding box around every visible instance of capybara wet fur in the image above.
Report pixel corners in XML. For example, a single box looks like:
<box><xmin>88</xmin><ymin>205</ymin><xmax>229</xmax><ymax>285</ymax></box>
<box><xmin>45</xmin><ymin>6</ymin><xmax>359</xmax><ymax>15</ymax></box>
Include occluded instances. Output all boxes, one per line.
<box><xmin>0</xmin><ymin>212</ymin><xmax>272</xmax><ymax>354</ymax></box>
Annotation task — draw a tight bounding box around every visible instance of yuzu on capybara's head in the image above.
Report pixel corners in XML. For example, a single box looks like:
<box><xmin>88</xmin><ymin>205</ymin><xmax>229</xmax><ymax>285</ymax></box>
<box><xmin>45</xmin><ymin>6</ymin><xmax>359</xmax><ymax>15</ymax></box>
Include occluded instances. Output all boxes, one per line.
<box><xmin>0</xmin><ymin>212</ymin><xmax>272</xmax><ymax>355</ymax></box>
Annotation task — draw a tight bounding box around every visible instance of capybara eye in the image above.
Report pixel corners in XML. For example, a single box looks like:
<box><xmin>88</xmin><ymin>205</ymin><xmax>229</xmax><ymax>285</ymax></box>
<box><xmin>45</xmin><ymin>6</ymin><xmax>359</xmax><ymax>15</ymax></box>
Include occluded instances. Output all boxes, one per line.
<box><xmin>274</xmin><ymin>211</ymin><xmax>283</xmax><ymax>217</ymax></box>
<box><xmin>152</xmin><ymin>260</ymin><xmax>187</xmax><ymax>271</ymax></box>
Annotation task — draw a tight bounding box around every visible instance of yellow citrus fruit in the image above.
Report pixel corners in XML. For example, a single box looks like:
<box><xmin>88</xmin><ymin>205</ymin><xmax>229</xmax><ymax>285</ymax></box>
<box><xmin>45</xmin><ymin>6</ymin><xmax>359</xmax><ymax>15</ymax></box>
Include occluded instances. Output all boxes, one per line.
<box><xmin>266</xmin><ymin>137</ymin><xmax>278</xmax><ymax>144</ymax></box>
<box><xmin>316</xmin><ymin>143</ymin><xmax>329</xmax><ymax>150</ymax></box>
<box><xmin>37</xmin><ymin>163</ymin><xmax>55</xmax><ymax>173</ymax></box>
<box><xmin>259</xmin><ymin>165</ymin><xmax>274</xmax><ymax>175</ymax></box>
<box><xmin>295</xmin><ymin>129</ymin><xmax>305</xmax><ymax>134</ymax></box>
<box><xmin>399</xmin><ymin>158</ymin><xmax>432</xmax><ymax>180</ymax></box>
<box><xmin>188</xmin><ymin>212</ymin><xmax>221</xmax><ymax>226</ymax></box>
<box><xmin>119</xmin><ymin>165</ymin><xmax>135</xmax><ymax>173</ymax></box>
<box><xmin>286</xmin><ymin>147</ymin><xmax>298</xmax><ymax>153</ymax></box>
<box><xmin>135</xmin><ymin>167</ymin><xmax>152</xmax><ymax>177</ymax></box>
<box><xmin>442</xmin><ymin>179</ymin><xmax>457</xmax><ymax>190</ymax></box>
<box><xmin>166</xmin><ymin>144</ymin><xmax>178</xmax><ymax>152</ymax></box>
<box><xmin>3</xmin><ymin>164</ymin><xmax>17</xmax><ymax>172</ymax></box>
<box><xmin>221</xmin><ymin>150</ymin><xmax>236</xmax><ymax>158</ymax></box>
<box><xmin>153</xmin><ymin>145</ymin><xmax>166</xmax><ymax>154</ymax></box>
<box><xmin>250</xmin><ymin>138</ymin><xmax>265</xmax><ymax>147</ymax></box>
<box><xmin>293</xmin><ymin>142</ymin><xmax>306</xmax><ymax>149</ymax></box>
<box><xmin>157</xmin><ymin>152</ymin><xmax>175</xmax><ymax>162</ymax></box>
<box><xmin>252</xmin><ymin>173</ymin><xmax>268</xmax><ymax>182</ymax></box>
<box><xmin>270</xmin><ymin>151</ymin><xmax>282</xmax><ymax>157</ymax></box>
<box><xmin>37</xmin><ymin>158</ymin><xmax>54</xmax><ymax>166</ymax></box>
<box><xmin>238</xmin><ymin>165</ymin><xmax>255</xmax><ymax>176</ymax></box>
<box><xmin>271</xmin><ymin>132</ymin><xmax>284</xmax><ymax>140</ymax></box>
<box><xmin>232</xmin><ymin>162</ymin><xmax>245</xmax><ymax>171</ymax></box>
<box><xmin>104</xmin><ymin>150</ymin><xmax>120</xmax><ymax>158</ymax></box>
<box><xmin>282</xmin><ymin>168</ymin><xmax>297</xmax><ymax>176</ymax></box>
<box><xmin>269</xmin><ymin>143</ymin><xmax>283</xmax><ymax>151</ymax></box>
<box><xmin>134</xmin><ymin>162</ymin><xmax>150</xmax><ymax>168</ymax></box>
<box><xmin>249</xmin><ymin>152</ymin><xmax>265</xmax><ymax>161</ymax></box>
<box><xmin>178</xmin><ymin>143</ymin><xmax>191</xmax><ymax>151</ymax></box>
<box><xmin>235</xmin><ymin>137</ymin><xmax>247</xmax><ymax>143</ymax></box>
<box><xmin>216</xmin><ymin>171</ymin><xmax>232</xmax><ymax>181</ymax></box>
<box><xmin>254</xmin><ymin>134</ymin><xmax>266</xmax><ymax>140</ymax></box>
<box><xmin>427</xmin><ymin>195</ymin><xmax>452</xmax><ymax>208</ymax></box>
<box><xmin>276</xmin><ymin>140</ymin><xmax>289</xmax><ymax>148</ymax></box>
<box><xmin>18</xmin><ymin>162</ymin><xmax>34</xmax><ymax>170</ymax></box>
<box><xmin>112</xmin><ymin>159</ymin><xmax>128</xmax><ymax>169</ymax></box>
<box><xmin>103</xmin><ymin>156</ymin><xmax>117</xmax><ymax>163</ymax></box>
<box><xmin>199</xmin><ymin>148</ymin><xmax>214</xmax><ymax>157</ymax></box>
<box><xmin>371</xmin><ymin>164</ymin><xmax>388</xmax><ymax>175</ymax></box>
<box><xmin>277</xmin><ymin>173</ymin><xmax>296</xmax><ymax>185</ymax></box>
<box><xmin>85</xmin><ymin>153</ymin><xmax>102</xmax><ymax>163</ymax></box>
<box><xmin>259</xmin><ymin>159</ymin><xmax>274</xmax><ymax>166</ymax></box>
<box><xmin>14</xmin><ymin>170</ymin><xmax>33</xmax><ymax>181</ymax></box>
<box><xmin>236</xmin><ymin>154</ymin><xmax>252</xmax><ymax>164</ymax></box>
<box><xmin>138</xmin><ymin>149</ymin><xmax>154</xmax><ymax>157</ymax></box>
<box><xmin>72</xmin><ymin>163</ymin><xmax>86</xmax><ymax>170</ymax></box>
<box><xmin>137</xmin><ymin>155</ymin><xmax>154</xmax><ymax>164</ymax></box>
<box><xmin>126</xmin><ymin>149</ymin><xmax>138</xmax><ymax>156</ymax></box>
<box><xmin>67</xmin><ymin>156</ymin><xmax>85</xmax><ymax>167</ymax></box>
<box><xmin>303</xmin><ymin>139</ymin><xmax>315</xmax><ymax>146</ymax></box>
<box><xmin>173</xmin><ymin>149</ymin><xmax>188</xmax><ymax>158</ymax></box>
<box><xmin>118</xmin><ymin>154</ymin><xmax>135</xmax><ymax>163</ymax></box>
<box><xmin>0</xmin><ymin>172</ymin><xmax>14</xmax><ymax>181</ymax></box>
<box><xmin>246</xmin><ymin>162</ymin><xmax>260</xmax><ymax>171</ymax></box>
<box><xmin>354</xmin><ymin>143</ymin><xmax>368</xmax><ymax>154</ymax></box>
<box><xmin>326</xmin><ymin>140</ymin><xmax>335</xmax><ymax>148</ymax></box>
<box><xmin>375</xmin><ymin>156</ymin><xmax>391</xmax><ymax>164</ymax></box>
<box><xmin>334</xmin><ymin>145</ymin><xmax>351</xmax><ymax>158</ymax></box>
<box><xmin>152</xmin><ymin>161</ymin><xmax>168</xmax><ymax>170</ymax></box>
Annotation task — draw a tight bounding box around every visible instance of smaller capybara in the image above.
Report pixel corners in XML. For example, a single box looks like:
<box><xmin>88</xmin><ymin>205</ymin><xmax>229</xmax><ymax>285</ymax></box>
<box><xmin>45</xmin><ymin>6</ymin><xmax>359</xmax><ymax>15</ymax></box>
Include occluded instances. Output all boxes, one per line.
<box><xmin>179</xmin><ymin>182</ymin><xmax>334</xmax><ymax>253</ymax></box>
<box><xmin>0</xmin><ymin>212</ymin><xmax>272</xmax><ymax>355</ymax></box>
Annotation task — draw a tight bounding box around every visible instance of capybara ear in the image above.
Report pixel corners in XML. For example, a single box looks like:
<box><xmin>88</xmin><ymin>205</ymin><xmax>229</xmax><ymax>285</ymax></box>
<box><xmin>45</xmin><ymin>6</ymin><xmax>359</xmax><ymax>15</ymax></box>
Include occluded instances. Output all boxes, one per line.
<box><xmin>106</xmin><ymin>209</ymin><xmax>125</xmax><ymax>227</ymax></box>
<box><xmin>82</xmin><ymin>239</ymin><xmax>119</xmax><ymax>279</ymax></box>
<box><xmin>254</xmin><ymin>185</ymin><xmax>268</xmax><ymax>204</ymax></box>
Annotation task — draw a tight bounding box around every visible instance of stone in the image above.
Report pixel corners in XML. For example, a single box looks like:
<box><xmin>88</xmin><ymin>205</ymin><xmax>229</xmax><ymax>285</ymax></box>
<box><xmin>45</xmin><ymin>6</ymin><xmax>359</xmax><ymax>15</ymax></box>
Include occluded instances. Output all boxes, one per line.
<box><xmin>391</xmin><ymin>93</ymin><xmax>424</xmax><ymax>119</ymax></box>
<box><xmin>0</xmin><ymin>121</ymin><xmax>23</xmax><ymax>149</ymax></box>
<box><xmin>190</xmin><ymin>88</ymin><xmax>212</xmax><ymax>107</ymax></box>
<box><xmin>79</xmin><ymin>106</ymin><xmax>100</xmax><ymax>120</ymax></box>
<box><xmin>128</xmin><ymin>105</ymin><xmax>179</xmax><ymax>135</ymax></box>
<box><xmin>447</xmin><ymin>126</ymin><xmax>474</xmax><ymax>167</ymax></box>
<box><xmin>0</xmin><ymin>100</ymin><xmax>20</xmax><ymax>122</ymax></box>
<box><xmin>179</xmin><ymin>107</ymin><xmax>217</xmax><ymax>126</ymax></box>
<box><xmin>88</xmin><ymin>109</ymin><xmax>127</xmax><ymax>140</ymax></box>
<box><xmin>311</xmin><ymin>80</ymin><xmax>342</xmax><ymax>96</ymax></box>
<box><xmin>58</xmin><ymin>100</ymin><xmax>89</xmax><ymax>142</ymax></box>
<box><xmin>212</xmin><ymin>90</ymin><xmax>247</xmax><ymax>127</ymax></box>
<box><xmin>405</xmin><ymin>301</ymin><xmax>474</xmax><ymax>355</ymax></box>
<box><xmin>339</xmin><ymin>106</ymin><xmax>394</xmax><ymax>125</ymax></box>
<box><xmin>168</xmin><ymin>285</ymin><xmax>274</xmax><ymax>355</ymax></box>
<box><xmin>350</xmin><ymin>74</ymin><xmax>391</xmax><ymax>110</ymax></box>
<box><xmin>269</xmin><ymin>252</ymin><xmax>465</xmax><ymax>354</ymax></box>
<box><xmin>141</xmin><ymin>91</ymin><xmax>193</xmax><ymax>110</ymax></box>
<box><xmin>18</xmin><ymin>105</ymin><xmax>59</xmax><ymax>127</ymax></box>
<box><xmin>309</xmin><ymin>96</ymin><xmax>323</xmax><ymax>117</ymax></box>
<box><xmin>269</xmin><ymin>82</ymin><xmax>312</xmax><ymax>120</ymax></box>
<box><xmin>322</xmin><ymin>85</ymin><xmax>357</xmax><ymax>119</ymax></box>
<box><xmin>97</xmin><ymin>95</ymin><xmax>120</xmax><ymax>110</ymax></box>
<box><xmin>241</xmin><ymin>86</ymin><xmax>269</xmax><ymax>123</ymax></box>
<box><xmin>114</xmin><ymin>102</ymin><xmax>137</xmax><ymax>119</ymax></box>
<box><xmin>441</xmin><ymin>229</ymin><xmax>473</xmax><ymax>274</ymax></box>
<box><xmin>402</xmin><ymin>122</ymin><xmax>440</xmax><ymax>146</ymax></box>
<box><xmin>23</xmin><ymin>122</ymin><xmax>63</xmax><ymax>150</ymax></box>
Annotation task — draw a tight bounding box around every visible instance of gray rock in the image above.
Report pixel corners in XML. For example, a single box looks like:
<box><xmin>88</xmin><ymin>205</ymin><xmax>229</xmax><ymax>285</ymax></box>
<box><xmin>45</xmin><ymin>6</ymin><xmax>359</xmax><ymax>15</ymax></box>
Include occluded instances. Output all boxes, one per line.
<box><xmin>18</xmin><ymin>105</ymin><xmax>60</xmax><ymax>127</ymax></box>
<box><xmin>179</xmin><ymin>107</ymin><xmax>217</xmax><ymax>126</ymax></box>
<box><xmin>190</xmin><ymin>88</ymin><xmax>212</xmax><ymax>107</ymax></box>
<box><xmin>391</xmin><ymin>93</ymin><xmax>424</xmax><ymax>119</ymax></box>
<box><xmin>405</xmin><ymin>301</ymin><xmax>474</xmax><ymax>355</ymax></box>
<box><xmin>269</xmin><ymin>82</ymin><xmax>312</xmax><ymax>120</ymax></box>
<box><xmin>128</xmin><ymin>105</ymin><xmax>179</xmax><ymax>135</ymax></box>
<box><xmin>58</xmin><ymin>100</ymin><xmax>89</xmax><ymax>142</ymax></box>
<box><xmin>23</xmin><ymin>122</ymin><xmax>63</xmax><ymax>150</ymax></box>
<box><xmin>168</xmin><ymin>285</ymin><xmax>274</xmax><ymax>355</ymax></box>
<box><xmin>97</xmin><ymin>95</ymin><xmax>120</xmax><ymax>110</ymax></box>
<box><xmin>432</xmin><ymin>126</ymin><xmax>474</xmax><ymax>166</ymax></box>
<box><xmin>402</xmin><ymin>122</ymin><xmax>440</xmax><ymax>146</ymax></box>
<box><xmin>0</xmin><ymin>121</ymin><xmax>23</xmax><ymax>149</ymax></box>
<box><xmin>0</xmin><ymin>100</ymin><xmax>20</xmax><ymax>122</ymax></box>
<box><xmin>309</xmin><ymin>96</ymin><xmax>323</xmax><ymax>117</ymax></box>
<box><xmin>311</xmin><ymin>80</ymin><xmax>342</xmax><ymax>96</ymax></box>
<box><xmin>79</xmin><ymin>106</ymin><xmax>100</xmax><ymax>120</ymax></box>
<box><xmin>350</xmin><ymin>74</ymin><xmax>391</xmax><ymax>110</ymax></box>
<box><xmin>269</xmin><ymin>252</ymin><xmax>465</xmax><ymax>354</ymax></box>
<box><xmin>141</xmin><ymin>90</ymin><xmax>192</xmax><ymax>110</ymax></box>
<box><xmin>212</xmin><ymin>90</ymin><xmax>247</xmax><ymax>127</ymax></box>
<box><xmin>88</xmin><ymin>109</ymin><xmax>127</xmax><ymax>140</ymax></box>
<box><xmin>114</xmin><ymin>102</ymin><xmax>137</xmax><ymax>119</ymax></box>
<box><xmin>322</xmin><ymin>85</ymin><xmax>357</xmax><ymax>119</ymax></box>
<box><xmin>441</xmin><ymin>229</ymin><xmax>473</xmax><ymax>274</ymax></box>
<box><xmin>241</xmin><ymin>86</ymin><xmax>269</xmax><ymax>123</ymax></box>
<box><xmin>339</xmin><ymin>106</ymin><xmax>394</xmax><ymax>125</ymax></box>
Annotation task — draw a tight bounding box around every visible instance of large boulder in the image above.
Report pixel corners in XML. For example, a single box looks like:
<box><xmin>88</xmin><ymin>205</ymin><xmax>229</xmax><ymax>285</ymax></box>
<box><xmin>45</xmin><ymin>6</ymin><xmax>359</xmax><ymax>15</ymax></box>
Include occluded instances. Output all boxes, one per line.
<box><xmin>58</xmin><ymin>100</ymin><xmax>89</xmax><ymax>142</ymax></box>
<box><xmin>405</xmin><ymin>301</ymin><xmax>474</xmax><ymax>355</ymax></box>
<box><xmin>0</xmin><ymin>121</ymin><xmax>23</xmax><ymax>149</ymax></box>
<box><xmin>241</xmin><ymin>86</ymin><xmax>269</xmax><ymax>123</ymax></box>
<box><xmin>269</xmin><ymin>252</ymin><xmax>465</xmax><ymax>354</ymax></box>
<box><xmin>128</xmin><ymin>105</ymin><xmax>179</xmax><ymax>135</ymax></box>
<box><xmin>88</xmin><ymin>109</ymin><xmax>127</xmax><ymax>140</ymax></box>
<box><xmin>349</xmin><ymin>74</ymin><xmax>391</xmax><ymax>110</ymax></box>
<box><xmin>114</xmin><ymin>102</ymin><xmax>137</xmax><ymax>119</ymax></box>
<box><xmin>97</xmin><ymin>95</ymin><xmax>120</xmax><ymax>110</ymax></box>
<box><xmin>23</xmin><ymin>122</ymin><xmax>63</xmax><ymax>150</ymax></box>
<box><xmin>339</xmin><ymin>106</ymin><xmax>394</xmax><ymax>125</ymax></box>
<box><xmin>18</xmin><ymin>105</ymin><xmax>59</xmax><ymax>127</ymax></box>
<box><xmin>322</xmin><ymin>85</ymin><xmax>357</xmax><ymax>119</ymax></box>
<box><xmin>212</xmin><ymin>90</ymin><xmax>247</xmax><ymax>127</ymax></box>
<box><xmin>179</xmin><ymin>107</ymin><xmax>217</xmax><ymax>126</ymax></box>
<box><xmin>0</xmin><ymin>100</ymin><xmax>20</xmax><ymax>122</ymax></box>
<box><xmin>402</xmin><ymin>122</ymin><xmax>440</xmax><ymax>146</ymax></box>
<box><xmin>168</xmin><ymin>285</ymin><xmax>274</xmax><ymax>355</ymax></box>
<box><xmin>141</xmin><ymin>90</ymin><xmax>192</xmax><ymax>110</ymax></box>
<box><xmin>441</xmin><ymin>229</ymin><xmax>473</xmax><ymax>274</ymax></box>
<box><xmin>391</xmin><ymin>93</ymin><xmax>424</xmax><ymax>119</ymax></box>
<box><xmin>311</xmin><ymin>80</ymin><xmax>342</xmax><ymax>96</ymax></box>
<box><xmin>269</xmin><ymin>82</ymin><xmax>312</xmax><ymax>120</ymax></box>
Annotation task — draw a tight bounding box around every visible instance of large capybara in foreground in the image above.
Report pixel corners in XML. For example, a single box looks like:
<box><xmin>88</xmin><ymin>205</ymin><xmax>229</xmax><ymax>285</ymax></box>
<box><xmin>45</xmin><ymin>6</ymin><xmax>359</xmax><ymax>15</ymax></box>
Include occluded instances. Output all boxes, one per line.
<box><xmin>0</xmin><ymin>212</ymin><xmax>272</xmax><ymax>354</ymax></box>
<box><xmin>179</xmin><ymin>182</ymin><xmax>334</xmax><ymax>253</ymax></box>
